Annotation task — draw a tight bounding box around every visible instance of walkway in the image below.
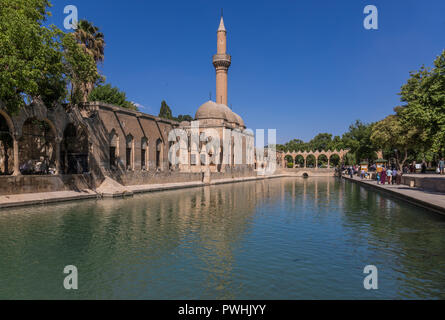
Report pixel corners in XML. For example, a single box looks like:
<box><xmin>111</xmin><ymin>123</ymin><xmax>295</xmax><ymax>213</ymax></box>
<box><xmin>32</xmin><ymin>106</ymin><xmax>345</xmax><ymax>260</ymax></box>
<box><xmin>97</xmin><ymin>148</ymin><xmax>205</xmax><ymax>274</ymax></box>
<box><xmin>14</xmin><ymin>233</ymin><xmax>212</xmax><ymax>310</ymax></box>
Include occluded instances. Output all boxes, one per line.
<box><xmin>0</xmin><ymin>189</ymin><xmax>97</xmax><ymax>209</ymax></box>
<box><xmin>343</xmin><ymin>175</ymin><xmax>445</xmax><ymax>216</ymax></box>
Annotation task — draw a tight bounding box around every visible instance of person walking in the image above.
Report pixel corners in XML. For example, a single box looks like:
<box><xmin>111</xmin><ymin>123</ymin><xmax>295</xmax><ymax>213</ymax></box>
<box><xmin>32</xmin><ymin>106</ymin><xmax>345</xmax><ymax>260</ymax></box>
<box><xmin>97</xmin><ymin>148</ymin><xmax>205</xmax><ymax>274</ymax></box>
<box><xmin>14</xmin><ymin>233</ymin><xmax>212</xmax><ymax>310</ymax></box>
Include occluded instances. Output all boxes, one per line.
<box><xmin>387</xmin><ymin>168</ymin><xmax>392</xmax><ymax>184</ymax></box>
<box><xmin>439</xmin><ymin>158</ymin><xmax>444</xmax><ymax>175</ymax></box>
<box><xmin>392</xmin><ymin>168</ymin><xmax>397</xmax><ymax>185</ymax></box>
<box><xmin>376</xmin><ymin>171</ymin><xmax>381</xmax><ymax>184</ymax></box>
<box><xmin>381</xmin><ymin>168</ymin><xmax>387</xmax><ymax>185</ymax></box>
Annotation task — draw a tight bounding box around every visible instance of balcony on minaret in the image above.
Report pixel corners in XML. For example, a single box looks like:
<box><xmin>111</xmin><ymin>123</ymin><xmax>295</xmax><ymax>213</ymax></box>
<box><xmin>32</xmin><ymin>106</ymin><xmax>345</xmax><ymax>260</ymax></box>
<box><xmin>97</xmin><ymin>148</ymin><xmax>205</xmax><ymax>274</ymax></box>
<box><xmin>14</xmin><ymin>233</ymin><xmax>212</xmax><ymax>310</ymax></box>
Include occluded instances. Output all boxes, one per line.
<box><xmin>212</xmin><ymin>53</ymin><xmax>231</xmax><ymax>69</ymax></box>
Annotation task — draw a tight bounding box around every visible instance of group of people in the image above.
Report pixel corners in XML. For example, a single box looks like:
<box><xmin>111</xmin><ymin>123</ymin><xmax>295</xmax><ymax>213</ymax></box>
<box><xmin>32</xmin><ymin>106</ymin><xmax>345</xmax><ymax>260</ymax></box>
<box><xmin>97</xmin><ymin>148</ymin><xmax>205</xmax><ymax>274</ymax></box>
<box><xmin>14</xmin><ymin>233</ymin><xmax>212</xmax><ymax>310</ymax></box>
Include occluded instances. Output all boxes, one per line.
<box><xmin>376</xmin><ymin>167</ymin><xmax>402</xmax><ymax>185</ymax></box>
<box><xmin>19</xmin><ymin>157</ymin><xmax>56</xmax><ymax>175</ymax></box>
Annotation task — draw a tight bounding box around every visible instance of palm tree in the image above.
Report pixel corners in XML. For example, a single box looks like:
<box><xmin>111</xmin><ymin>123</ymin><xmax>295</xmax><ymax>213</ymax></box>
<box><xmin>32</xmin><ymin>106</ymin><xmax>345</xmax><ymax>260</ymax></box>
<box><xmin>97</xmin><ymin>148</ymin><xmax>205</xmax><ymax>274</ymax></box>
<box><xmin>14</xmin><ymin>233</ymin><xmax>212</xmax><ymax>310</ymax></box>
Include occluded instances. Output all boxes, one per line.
<box><xmin>74</xmin><ymin>20</ymin><xmax>105</xmax><ymax>64</ymax></box>
<box><xmin>73</xmin><ymin>20</ymin><xmax>105</xmax><ymax>102</ymax></box>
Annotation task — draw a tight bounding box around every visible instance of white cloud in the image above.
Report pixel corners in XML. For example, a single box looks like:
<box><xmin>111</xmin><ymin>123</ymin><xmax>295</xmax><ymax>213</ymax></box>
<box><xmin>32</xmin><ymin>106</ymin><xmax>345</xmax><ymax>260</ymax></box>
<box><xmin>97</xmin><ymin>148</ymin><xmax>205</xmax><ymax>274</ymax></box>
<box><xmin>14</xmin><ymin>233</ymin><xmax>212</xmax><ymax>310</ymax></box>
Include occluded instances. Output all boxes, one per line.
<box><xmin>132</xmin><ymin>102</ymin><xmax>150</xmax><ymax>112</ymax></box>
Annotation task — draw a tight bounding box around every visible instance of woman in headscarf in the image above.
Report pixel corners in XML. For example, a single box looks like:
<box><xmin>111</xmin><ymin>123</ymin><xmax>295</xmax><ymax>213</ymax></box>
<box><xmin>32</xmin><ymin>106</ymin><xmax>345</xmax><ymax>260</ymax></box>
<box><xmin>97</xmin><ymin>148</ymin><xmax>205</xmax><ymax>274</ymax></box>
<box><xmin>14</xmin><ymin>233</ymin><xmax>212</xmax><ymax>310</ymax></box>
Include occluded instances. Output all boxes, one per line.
<box><xmin>381</xmin><ymin>168</ymin><xmax>387</xmax><ymax>185</ymax></box>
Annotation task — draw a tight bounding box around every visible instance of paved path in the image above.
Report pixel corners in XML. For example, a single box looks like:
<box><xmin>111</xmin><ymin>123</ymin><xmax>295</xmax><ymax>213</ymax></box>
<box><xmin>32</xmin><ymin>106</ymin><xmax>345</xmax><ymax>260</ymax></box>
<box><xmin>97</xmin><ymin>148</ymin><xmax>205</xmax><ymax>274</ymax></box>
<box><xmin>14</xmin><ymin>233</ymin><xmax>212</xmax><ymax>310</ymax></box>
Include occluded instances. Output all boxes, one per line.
<box><xmin>0</xmin><ymin>190</ymin><xmax>98</xmax><ymax>209</ymax></box>
<box><xmin>343</xmin><ymin>176</ymin><xmax>445</xmax><ymax>216</ymax></box>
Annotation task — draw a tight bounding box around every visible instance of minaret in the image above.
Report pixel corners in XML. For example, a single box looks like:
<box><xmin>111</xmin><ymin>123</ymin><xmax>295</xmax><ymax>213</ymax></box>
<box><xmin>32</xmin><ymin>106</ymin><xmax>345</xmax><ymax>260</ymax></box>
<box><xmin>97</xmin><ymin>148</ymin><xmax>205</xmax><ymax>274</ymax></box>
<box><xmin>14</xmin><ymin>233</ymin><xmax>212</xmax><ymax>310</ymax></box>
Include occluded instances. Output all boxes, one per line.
<box><xmin>213</xmin><ymin>14</ymin><xmax>231</xmax><ymax>106</ymax></box>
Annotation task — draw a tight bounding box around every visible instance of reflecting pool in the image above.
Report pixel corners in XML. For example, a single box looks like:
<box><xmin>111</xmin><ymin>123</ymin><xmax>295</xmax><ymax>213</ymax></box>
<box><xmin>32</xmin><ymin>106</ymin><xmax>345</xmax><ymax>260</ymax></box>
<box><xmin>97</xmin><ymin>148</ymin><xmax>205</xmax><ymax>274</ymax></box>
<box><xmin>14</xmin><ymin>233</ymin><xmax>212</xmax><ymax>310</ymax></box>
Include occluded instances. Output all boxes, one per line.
<box><xmin>1</xmin><ymin>177</ymin><xmax>445</xmax><ymax>299</ymax></box>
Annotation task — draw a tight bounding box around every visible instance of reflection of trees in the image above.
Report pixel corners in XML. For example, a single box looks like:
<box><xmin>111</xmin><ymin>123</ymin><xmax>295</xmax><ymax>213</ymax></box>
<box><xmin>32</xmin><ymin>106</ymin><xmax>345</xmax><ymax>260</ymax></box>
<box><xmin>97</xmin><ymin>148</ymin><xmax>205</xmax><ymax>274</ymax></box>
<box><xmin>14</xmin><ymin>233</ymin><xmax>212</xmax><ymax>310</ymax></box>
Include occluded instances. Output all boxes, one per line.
<box><xmin>341</xmin><ymin>180</ymin><xmax>445</xmax><ymax>299</ymax></box>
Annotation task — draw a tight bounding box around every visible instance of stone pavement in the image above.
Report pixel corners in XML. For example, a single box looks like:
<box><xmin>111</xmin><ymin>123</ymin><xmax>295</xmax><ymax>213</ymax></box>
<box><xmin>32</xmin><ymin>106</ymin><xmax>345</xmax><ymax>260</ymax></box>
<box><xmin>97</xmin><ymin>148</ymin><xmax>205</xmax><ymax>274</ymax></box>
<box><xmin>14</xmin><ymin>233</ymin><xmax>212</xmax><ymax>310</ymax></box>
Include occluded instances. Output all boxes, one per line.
<box><xmin>0</xmin><ymin>189</ymin><xmax>98</xmax><ymax>209</ymax></box>
<box><xmin>343</xmin><ymin>175</ymin><xmax>445</xmax><ymax>216</ymax></box>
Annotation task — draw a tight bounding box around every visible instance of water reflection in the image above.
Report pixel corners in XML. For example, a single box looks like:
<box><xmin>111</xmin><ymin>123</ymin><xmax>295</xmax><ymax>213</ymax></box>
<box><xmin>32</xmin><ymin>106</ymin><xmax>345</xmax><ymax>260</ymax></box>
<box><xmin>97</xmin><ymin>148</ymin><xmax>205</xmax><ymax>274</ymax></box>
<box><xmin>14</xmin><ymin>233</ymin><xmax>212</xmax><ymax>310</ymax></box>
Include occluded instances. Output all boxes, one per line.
<box><xmin>0</xmin><ymin>178</ymin><xmax>444</xmax><ymax>299</ymax></box>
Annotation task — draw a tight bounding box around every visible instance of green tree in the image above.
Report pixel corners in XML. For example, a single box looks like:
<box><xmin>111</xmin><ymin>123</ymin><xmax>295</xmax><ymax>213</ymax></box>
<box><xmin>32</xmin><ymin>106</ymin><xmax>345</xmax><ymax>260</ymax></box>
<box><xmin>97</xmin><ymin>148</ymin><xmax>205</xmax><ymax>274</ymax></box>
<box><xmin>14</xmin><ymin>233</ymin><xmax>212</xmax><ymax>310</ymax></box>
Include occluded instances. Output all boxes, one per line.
<box><xmin>370</xmin><ymin>115</ymin><xmax>417</xmax><ymax>169</ymax></box>
<box><xmin>159</xmin><ymin>100</ymin><xmax>173</xmax><ymax>119</ymax></box>
<box><xmin>341</xmin><ymin>120</ymin><xmax>376</xmax><ymax>164</ymax></box>
<box><xmin>62</xmin><ymin>33</ymin><xmax>100</xmax><ymax>105</ymax></box>
<box><xmin>308</xmin><ymin>133</ymin><xmax>334</xmax><ymax>151</ymax></box>
<box><xmin>88</xmin><ymin>84</ymin><xmax>137</xmax><ymax>110</ymax></box>
<box><xmin>398</xmin><ymin>50</ymin><xmax>445</xmax><ymax>156</ymax></box>
<box><xmin>0</xmin><ymin>0</ymin><xmax>66</xmax><ymax>112</ymax></box>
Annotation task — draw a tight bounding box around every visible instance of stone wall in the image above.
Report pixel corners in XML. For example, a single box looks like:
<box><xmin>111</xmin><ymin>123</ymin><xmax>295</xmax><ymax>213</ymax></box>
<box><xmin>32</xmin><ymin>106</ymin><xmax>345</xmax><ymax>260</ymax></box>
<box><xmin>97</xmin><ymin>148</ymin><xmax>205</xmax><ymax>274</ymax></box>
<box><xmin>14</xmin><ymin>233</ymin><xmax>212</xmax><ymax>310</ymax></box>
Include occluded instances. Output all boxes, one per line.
<box><xmin>402</xmin><ymin>175</ymin><xmax>445</xmax><ymax>193</ymax></box>
<box><xmin>0</xmin><ymin>174</ymin><xmax>94</xmax><ymax>195</ymax></box>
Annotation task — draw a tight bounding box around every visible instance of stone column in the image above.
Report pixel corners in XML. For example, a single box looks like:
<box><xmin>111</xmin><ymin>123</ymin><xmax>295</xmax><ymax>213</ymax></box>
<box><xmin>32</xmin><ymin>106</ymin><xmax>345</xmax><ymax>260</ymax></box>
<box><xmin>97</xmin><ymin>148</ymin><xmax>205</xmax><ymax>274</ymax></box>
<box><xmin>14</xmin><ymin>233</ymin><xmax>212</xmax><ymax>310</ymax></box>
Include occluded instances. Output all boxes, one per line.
<box><xmin>328</xmin><ymin>158</ymin><xmax>330</xmax><ymax>168</ymax></box>
<box><xmin>304</xmin><ymin>157</ymin><xmax>307</xmax><ymax>168</ymax></box>
<box><xmin>12</xmin><ymin>135</ymin><xmax>20</xmax><ymax>176</ymax></box>
<box><xmin>315</xmin><ymin>157</ymin><xmax>318</xmax><ymax>170</ymax></box>
<box><xmin>55</xmin><ymin>138</ymin><xmax>61</xmax><ymax>175</ymax></box>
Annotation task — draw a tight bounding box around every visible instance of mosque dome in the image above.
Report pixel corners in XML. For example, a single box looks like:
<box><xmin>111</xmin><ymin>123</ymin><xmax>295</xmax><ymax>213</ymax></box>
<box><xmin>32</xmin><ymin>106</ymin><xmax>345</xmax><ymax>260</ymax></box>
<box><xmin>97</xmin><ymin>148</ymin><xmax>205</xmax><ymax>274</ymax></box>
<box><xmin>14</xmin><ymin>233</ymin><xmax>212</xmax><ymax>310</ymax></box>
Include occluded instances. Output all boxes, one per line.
<box><xmin>232</xmin><ymin>112</ymin><xmax>245</xmax><ymax>128</ymax></box>
<box><xmin>217</xmin><ymin>103</ymin><xmax>238</xmax><ymax>124</ymax></box>
<box><xmin>195</xmin><ymin>101</ymin><xmax>228</xmax><ymax>121</ymax></box>
<box><xmin>195</xmin><ymin>101</ymin><xmax>245</xmax><ymax>128</ymax></box>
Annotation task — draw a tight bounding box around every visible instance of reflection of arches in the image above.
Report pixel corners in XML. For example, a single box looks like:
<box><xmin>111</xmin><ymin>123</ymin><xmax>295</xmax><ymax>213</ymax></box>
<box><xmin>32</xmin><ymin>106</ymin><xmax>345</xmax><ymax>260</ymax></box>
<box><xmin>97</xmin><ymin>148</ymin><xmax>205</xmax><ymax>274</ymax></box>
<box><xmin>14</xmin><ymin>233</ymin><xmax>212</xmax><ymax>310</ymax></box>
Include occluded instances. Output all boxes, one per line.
<box><xmin>141</xmin><ymin>137</ymin><xmax>149</xmax><ymax>170</ymax></box>
<box><xmin>306</xmin><ymin>154</ymin><xmax>316</xmax><ymax>168</ymax></box>
<box><xmin>318</xmin><ymin>154</ymin><xmax>328</xmax><ymax>168</ymax></box>
<box><xmin>109</xmin><ymin>129</ymin><xmax>119</xmax><ymax>170</ymax></box>
<box><xmin>126</xmin><ymin>134</ymin><xmax>134</xmax><ymax>170</ymax></box>
<box><xmin>61</xmin><ymin>123</ymin><xmax>88</xmax><ymax>174</ymax></box>
<box><xmin>19</xmin><ymin>118</ymin><xmax>56</xmax><ymax>175</ymax></box>
<box><xmin>0</xmin><ymin>112</ymin><xmax>13</xmax><ymax>175</ymax></box>
<box><xmin>156</xmin><ymin>138</ymin><xmax>163</xmax><ymax>170</ymax></box>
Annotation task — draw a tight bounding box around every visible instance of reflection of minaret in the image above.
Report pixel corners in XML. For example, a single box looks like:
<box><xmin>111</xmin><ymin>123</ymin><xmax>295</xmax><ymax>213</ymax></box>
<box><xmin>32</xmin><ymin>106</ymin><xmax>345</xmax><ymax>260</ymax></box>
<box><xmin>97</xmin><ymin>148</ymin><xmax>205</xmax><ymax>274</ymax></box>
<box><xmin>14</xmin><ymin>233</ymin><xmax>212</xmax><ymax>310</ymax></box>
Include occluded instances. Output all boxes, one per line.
<box><xmin>213</xmin><ymin>13</ymin><xmax>231</xmax><ymax>105</ymax></box>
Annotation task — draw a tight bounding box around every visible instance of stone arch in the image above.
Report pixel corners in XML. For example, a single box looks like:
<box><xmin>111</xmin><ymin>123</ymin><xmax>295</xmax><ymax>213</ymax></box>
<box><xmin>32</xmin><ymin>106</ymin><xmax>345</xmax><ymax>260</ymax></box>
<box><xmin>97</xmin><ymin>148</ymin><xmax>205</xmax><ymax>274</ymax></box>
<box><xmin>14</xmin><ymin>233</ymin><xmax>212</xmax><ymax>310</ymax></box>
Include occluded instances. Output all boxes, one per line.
<box><xmin>156</xmin><ymin>138</ymin><xmax>163</xmax><ymax>170</ymax></box>
<box><xmin>141</xmin><ymin>137</ymin><xmax>149</xmax><ymax>171</ymax></box>
<box><xmin>306</xmin><ymin>154</ymin><xmax>316</xmax><ymax>168</ymax></box>
<box><xmin>61</xmin><ymin>123</ymin><xmax>89</xmax><ymax>174</ymax></box>
<box><xmin>19</xmin><ymin>117</ymin><xmax>57</xmax><ymax>175</ymax></box>
<box><xmin>0</xmin><ymin>111</ymin><xmax>14</xmax><ymax>175</ymax></box>
<box><xmin>284</xmin><ymin>154</ymin><xmax>294</xmax><ymax>168</ymax></box>
<box><xmin>318</xmin><ymin>154</ymin><xmax>328</xmax><ymax>168</ymax></box>
<box><xmin>329</xmin><ymin>153</ymin><xmax>341</xmax><ymax>168</ymax></box>
<box><xmin>109</xmin><ymin>129</ymin><xmax>119</xmax><ymax>170</ymax></box>
<box><xmin>294</xmin><ymin>154</ymin><xmax>305</xmax><ymax>168</ymax></box>
<box><xmin>126</xmin><ymin>134</ymin><xmax>134</xmax><ymax>171</ymax></box>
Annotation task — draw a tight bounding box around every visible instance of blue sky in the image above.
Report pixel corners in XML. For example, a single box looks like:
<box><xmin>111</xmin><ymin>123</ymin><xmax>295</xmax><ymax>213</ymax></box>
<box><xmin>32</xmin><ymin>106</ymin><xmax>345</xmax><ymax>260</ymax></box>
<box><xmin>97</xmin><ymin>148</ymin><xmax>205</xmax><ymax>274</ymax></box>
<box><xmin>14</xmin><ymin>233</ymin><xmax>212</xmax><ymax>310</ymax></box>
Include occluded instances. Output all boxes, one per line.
<box><xmin>47</xmin><ymin>0</ymin><xmax>445</xmax><ymax>143</ymax></box>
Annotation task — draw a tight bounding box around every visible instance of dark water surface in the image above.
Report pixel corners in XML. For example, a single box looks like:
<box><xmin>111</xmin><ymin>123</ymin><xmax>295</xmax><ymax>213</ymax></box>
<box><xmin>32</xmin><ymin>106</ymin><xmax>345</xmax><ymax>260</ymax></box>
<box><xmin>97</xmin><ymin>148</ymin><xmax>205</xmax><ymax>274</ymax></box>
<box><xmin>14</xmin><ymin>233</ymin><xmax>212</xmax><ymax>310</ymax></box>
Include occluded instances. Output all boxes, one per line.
<box><xmin>1</xmin><ymin>177</ymin><xmax>445</xmax><ymax>299</ymax></box>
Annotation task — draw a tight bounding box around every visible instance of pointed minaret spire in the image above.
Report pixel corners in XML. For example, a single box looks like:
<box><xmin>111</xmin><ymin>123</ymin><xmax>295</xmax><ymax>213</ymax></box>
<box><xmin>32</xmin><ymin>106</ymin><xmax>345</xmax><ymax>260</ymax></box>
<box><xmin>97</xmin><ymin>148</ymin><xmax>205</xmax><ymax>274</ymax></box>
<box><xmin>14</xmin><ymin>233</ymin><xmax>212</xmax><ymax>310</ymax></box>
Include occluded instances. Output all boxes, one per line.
<box><xmin>213</xmin><ymin>12</ymin><xmax>231</xmax><ymax>105</ymax></box>
<box><xmin>218</xmin><ymin>14</ymin><xmax>226</xmax><ymax>32</ymax></box>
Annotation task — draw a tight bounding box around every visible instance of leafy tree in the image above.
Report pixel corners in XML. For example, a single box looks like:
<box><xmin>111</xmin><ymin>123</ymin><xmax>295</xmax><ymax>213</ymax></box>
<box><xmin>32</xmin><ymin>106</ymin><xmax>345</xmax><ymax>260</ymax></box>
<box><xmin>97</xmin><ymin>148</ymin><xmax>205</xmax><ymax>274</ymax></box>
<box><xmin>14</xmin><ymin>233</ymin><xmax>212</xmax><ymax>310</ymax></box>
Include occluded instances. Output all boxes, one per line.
<box><xmin>341</xmin><ymin>120</ymin><xmax>376</xmax><ymax>164</ymax></box>
<box><xmin>398</xmin><ymin>50</ymin><xmax>445</xmax><ymax>155</ymax></box>
<box><xmin>0</xmin><ymin>0</ymin><xmax>66</xmax><ymax>112</ymax></box>
<box><xmin>308</xmin><ymin>133</ymin><xmax>335</xmax><ymax>151</ymax></box>
<box><xmin>176</xmin><ymin>114</ymin><xmax>194</xmax><ymax>122</ymax></box>
<box><xmin>159</xmin><ymin>100</ymin><xmax>173</xmax><ymax>119</ymax></box>
<box><xmin>88</xmin><ymin>84</ymin><xmax>137</xmax><ymax>110</ymax></box>
<box><xmin>370</xmin><ymin>115</ymin><xmax>417</xmax><ymax>169</ymax></box>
